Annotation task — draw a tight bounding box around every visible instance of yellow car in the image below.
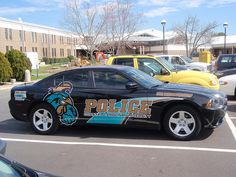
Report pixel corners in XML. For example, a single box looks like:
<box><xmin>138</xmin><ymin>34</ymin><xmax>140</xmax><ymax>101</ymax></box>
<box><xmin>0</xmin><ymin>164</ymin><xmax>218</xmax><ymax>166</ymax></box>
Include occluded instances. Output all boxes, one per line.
<box><xmin>106</xmin><ymin>55</ymin><xmax>219</xmax><ymax>90</ymax></box>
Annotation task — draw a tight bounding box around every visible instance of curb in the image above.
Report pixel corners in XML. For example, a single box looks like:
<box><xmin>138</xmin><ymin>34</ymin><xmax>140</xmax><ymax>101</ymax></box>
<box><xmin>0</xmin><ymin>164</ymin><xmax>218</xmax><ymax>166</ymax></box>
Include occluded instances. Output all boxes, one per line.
<box><xmin>0</xmin><ymin>82</ymin><xmax>25</xmax><ymax>91</ymax></box>
<box><xmin>0</xmin><ymin>80</ymin><xmax>40</xmax><ymax>91</ymax></box>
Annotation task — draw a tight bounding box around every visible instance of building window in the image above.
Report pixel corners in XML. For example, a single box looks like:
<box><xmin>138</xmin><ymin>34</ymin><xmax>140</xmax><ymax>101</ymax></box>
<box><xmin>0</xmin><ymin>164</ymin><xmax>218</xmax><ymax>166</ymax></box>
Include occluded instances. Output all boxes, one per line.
<box><xmin>5</xmin><ymin>28</ymin><xmax>8</xmax><ymax>40</ymax></box>
<box><xmin>42</xmin><ymin>33</ymin><xmax>48</xmax><ymax>43</ymax></box>
<box><xmin>6</xmin><ymin>46</ymin><xmax>9</xmax><ymax>52</ymax></box>
<box><xmin>9</xmin><ymin>29</ymin><xmax>12</xmax><ymax>40</ymax></box>
<box><xmin>32</xmin><ymin>32</ymin><xmax>37</xmax><ymax>43</ymax></box>
<box><xmin>10</xmin><ymin>46</ymin><xmax>13</xmax><ymax>50</ymax></box>
<box><xmin>20</xmin><ymin>46</ymin><xmax>23</xmax><ymax>52</ymax></box>
<box><xmin>19</xmin><ymin>30</ymin><xmax>26</xmax><ymax>41</ymax></box>
<box><xmin>5</xmin><ymin>28</ymin><xmax>12</xmax><ymax>40</ymax></box>
<box><xmin>51</xmin><ymin>35</ymin><xmax>56</xmax><ymax>44</ymax></box>
<box><xmin>32</xmin><ymin>47</ymin><xmax>38</xmax><ymax>52</ymax></box>
<box><xmin>60</xmin><ymin>36</ymin><xmax>64</xmax><ymax>44</ymax></box>
<box><xmin>67</xmin><ymin>49</ymin><xmax>71</xmax><ymax>56</ymax></box>
<box><xmin>43</xmin><ymin>48</ymin><xmax>48</xmax><ymax>57</ymax></box>
<box><xmin>52</xmin><ymin>48</ymin><xmax>57</xmax><ymax>57</ymax></box>
<box><xmin>60</xmin><ymin>48</ymin><xmax>64</xmax><ymax>57</ymax></box>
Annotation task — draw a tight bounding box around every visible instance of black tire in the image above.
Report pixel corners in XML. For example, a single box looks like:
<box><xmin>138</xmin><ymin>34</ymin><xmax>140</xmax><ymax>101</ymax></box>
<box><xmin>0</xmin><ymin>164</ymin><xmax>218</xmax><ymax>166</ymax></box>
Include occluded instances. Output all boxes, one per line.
<box><xmin>163</xmin><ymin>105</ymin><xmax>202</xmax><ymax>140</ymax></box>
<box><xmin>30</xmin><ymin>103</ymin><xmax>60</xmax><ymax>135</ymax></box>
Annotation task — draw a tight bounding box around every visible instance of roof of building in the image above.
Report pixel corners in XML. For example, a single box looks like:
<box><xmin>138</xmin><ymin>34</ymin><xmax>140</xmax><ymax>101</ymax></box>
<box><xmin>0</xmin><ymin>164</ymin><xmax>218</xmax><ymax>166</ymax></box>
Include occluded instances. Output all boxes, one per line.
<box><xmin>0</xmin><ymin>17</ymin><xmax>81</xmax><ymax>38</ymax></box>
<box><xmin>128</xmin><ymin>28</ymin><xmax>177</xmax><ymax>42</ymax></box>
<box><xmin>211</xmin><ymin>35</ymin><xmax>236</xmax><ymax>47</ymax></box>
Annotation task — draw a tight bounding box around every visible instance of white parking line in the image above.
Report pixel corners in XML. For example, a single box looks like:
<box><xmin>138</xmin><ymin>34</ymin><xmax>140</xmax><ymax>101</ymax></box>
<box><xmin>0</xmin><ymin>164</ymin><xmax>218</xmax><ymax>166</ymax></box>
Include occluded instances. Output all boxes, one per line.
<box><xmin>229</xmin><ymin>117</ymin><xmax>236</xmax><ymax>120</ymax></box>
<box><xmin>1</xmin><ymin>137</ymin><xmax>236</xmax><ymax>153</ymax></box>
<box><xmin>225</xmin><ymin>113</ymin><xmax>236</xmax><ymax>141</ymax></box>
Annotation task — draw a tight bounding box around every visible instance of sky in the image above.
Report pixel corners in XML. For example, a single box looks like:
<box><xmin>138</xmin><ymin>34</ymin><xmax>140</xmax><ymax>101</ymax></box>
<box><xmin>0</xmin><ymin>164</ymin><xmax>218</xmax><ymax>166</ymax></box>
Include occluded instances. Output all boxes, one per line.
<box><xmin>0</xmin><ymin>0</ymin><xmax>236</xmax><ymax>34</ymax></box>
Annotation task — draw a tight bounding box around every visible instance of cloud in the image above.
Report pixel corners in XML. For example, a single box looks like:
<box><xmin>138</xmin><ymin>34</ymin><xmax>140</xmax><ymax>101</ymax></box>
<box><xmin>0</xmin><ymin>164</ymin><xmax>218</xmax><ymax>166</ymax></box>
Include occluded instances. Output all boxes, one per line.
<box><xmin>0</xmin><ymin>7</ymin><xmax>49</xmax><ymax>15</ymax></box>
<box><xmin>144</xmin><ymin>7</ymin><xmax>178</xmax><ymax>17</ymax></box>
<box><xmin>139</xmin><ymin>0</ymin><xmax>236</xmax><ymax>17</ymax></box>
<box><xmin>23</xmin><ymin>0</ymin><xmax>91</xmax><ymax>9</ymax></box>
<box><xmin>207</xmin><ymin>0</ymin><xmax>236</xmax><ymax>7</ymax></box>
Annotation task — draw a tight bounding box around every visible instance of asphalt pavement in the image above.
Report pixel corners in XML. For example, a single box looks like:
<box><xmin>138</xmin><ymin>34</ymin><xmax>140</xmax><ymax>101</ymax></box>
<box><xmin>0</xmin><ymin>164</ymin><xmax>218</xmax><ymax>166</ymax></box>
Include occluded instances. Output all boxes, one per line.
<box><xmin>0</xmin><ymin>89</ymin><xmax>235</xmax><ymax>177</ymax></box>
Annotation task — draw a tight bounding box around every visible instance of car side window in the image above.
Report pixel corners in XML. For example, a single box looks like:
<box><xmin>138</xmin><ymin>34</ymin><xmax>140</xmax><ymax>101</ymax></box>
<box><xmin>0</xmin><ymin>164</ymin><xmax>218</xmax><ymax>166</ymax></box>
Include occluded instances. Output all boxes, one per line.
<box><xmin>171</xmin><ymin>57</ymin><xmax>184</xmax><ymax>65</ymax></box>
<box><xmin>38</xmin><ymin>75</ymin><xmax>64</xmax><ymax>88</ymax></box>
<box><xmin>113</xmin><ymin>58</ymin><xmax>134</xmax><ymax>67</ymax></box>
<box><xmin>93</xmin><ymin>71</ymin><xmax>130</xmax><ymax>89</ymax></box>
<box><xmin>220</xmin><ymin>56</ymin><xmax>231</xmax><ymax>63</ymax></box>
<box><xmin>64</xmin><ymin>71</ymin><xmax>89</xmax><ymax>88</ymax></box>
<box><xmin>138</xmin><ymin>58</ymin><xmax>164</xmax><ymax>75</ymax></box>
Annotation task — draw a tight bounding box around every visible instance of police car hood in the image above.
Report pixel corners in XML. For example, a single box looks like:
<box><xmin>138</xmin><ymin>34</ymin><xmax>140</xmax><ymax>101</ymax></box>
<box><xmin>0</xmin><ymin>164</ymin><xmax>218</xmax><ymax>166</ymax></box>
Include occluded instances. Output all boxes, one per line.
<box><xmin>157</xmin><ymin>83</ymin><xmax>224</xmax><ymax>98</ymax></box>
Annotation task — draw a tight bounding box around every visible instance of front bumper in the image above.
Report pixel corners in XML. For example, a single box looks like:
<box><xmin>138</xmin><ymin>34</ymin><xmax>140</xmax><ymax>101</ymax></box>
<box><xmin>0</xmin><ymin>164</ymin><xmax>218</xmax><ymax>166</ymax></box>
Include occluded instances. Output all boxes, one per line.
<box><xmin>8</xmin><ymin>99</ymin><xmax>30</xmax><ymax>121</ymax></box>
<box><xmin>202</xmin><ymin>106</ymin><xmax>227</xmax><ymax>128</ymax></box>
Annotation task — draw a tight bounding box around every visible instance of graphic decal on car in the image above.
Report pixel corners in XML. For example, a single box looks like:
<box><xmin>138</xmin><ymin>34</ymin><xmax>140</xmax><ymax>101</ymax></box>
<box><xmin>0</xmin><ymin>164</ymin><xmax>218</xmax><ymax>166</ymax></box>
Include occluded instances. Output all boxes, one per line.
<box><xmin>85</xmin><ymin>97</ymin><xmax>174</xmax><ymax>125</ymax></box>
<box><xmin>43</xmin><ymin>81</ymin><xmax>78</xmax><ymax>125</ymax></box>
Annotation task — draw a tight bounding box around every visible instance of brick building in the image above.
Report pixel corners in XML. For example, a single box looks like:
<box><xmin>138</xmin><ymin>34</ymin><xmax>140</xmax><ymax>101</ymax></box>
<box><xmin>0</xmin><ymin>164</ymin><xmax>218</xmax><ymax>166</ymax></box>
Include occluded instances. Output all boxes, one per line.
<box><xmin>0</xmin><ymin>17</ymin><xmax>82</xmax><ymax>59</ymax></box>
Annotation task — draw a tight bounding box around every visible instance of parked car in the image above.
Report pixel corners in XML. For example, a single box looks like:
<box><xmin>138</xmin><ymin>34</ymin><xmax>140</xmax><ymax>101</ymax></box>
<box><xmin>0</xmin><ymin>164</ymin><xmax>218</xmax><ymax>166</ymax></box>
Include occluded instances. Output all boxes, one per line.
<box><xmin>219</xmin><ymin>74</ymin><xmax>236</xmax><ymax>97</ymax></box>
<box><xmin>9</xmin><ymin>66</ymin><xmax>227</xmax><ymax>140</ymax></box>
<box><xmin>107</xmin><ymin>55</ymin><xmax>219</xmax><ymax>90</ymax></box>
<box><xmin>215</xmin><ymin>68</ymin><xmax>236</xmax><ymax>78</ymax></box>
<box><xmin>156</xmin><ymin>55</ymin><xmax>212</xmax><ymax>72</ymax></box>
<box><xmin>215</xmin><ymin>54</ymin><xmax>236</xmax><ymax>71</ymax></box>
<box><xmin>0</xmin><ymin>154</ymin><xmax>57</xmax><ymax>177</ymax></box>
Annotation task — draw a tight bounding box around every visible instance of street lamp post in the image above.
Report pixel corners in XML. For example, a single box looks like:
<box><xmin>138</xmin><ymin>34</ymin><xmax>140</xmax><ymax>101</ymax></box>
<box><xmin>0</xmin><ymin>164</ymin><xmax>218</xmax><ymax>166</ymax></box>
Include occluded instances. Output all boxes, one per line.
<box><xmin>223</xmin><ymin>22</ymin><xmax>228</xmax><ymax>54</ymax></box>
<box><xmin>161</xmin><ymin>20</ymin><xmax>167</xmax><ymax>54</ymax></box>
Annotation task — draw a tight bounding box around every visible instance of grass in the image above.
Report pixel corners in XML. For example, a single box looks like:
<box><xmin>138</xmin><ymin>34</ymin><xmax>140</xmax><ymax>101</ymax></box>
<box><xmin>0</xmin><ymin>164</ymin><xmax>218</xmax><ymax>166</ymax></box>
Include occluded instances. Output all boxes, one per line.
<box><xmin>31</xmin><ymin>63</ymin><xmax>64</xmax><ymax>81</ymax></box>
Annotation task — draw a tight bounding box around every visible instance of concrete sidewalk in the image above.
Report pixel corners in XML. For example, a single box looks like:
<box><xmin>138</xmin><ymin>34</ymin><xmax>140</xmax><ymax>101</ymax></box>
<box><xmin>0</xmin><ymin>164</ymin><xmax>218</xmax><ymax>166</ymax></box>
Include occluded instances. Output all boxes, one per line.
<box><xmin>0</xmin><ymin>80</ymin><xmax>39</xmax><ymax>91</ymax></box>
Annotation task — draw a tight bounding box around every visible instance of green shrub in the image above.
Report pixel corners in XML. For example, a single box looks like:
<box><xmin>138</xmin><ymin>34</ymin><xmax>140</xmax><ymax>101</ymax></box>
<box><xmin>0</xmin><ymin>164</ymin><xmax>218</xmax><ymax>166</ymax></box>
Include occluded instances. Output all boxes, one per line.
<box><xmin>42</xmin><ymin>57</ymin><xmax>50</xmax><ymax>64</ymax></box>
<box><xmin>6</xmin><ymin>49</ymin><xmax>32</xmax><ymax>81</ymax></box>
<box><xmin>0</xmin><ymin>52</ymin><xmax>12</xmax><ymax>82</ymax></box>
<box><xmin>67</xmin><ymin>55</ymin><xmax>74</xmax><ymax>62</ymax></box>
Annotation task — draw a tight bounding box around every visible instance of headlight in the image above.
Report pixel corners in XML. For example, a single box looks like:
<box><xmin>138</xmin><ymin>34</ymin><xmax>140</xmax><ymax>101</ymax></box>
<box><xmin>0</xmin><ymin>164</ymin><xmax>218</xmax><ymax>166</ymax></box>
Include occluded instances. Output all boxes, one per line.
<box><xmin>209</xmin><ymin>77</ymin><xmax>218</xmax><ymax>86</ymax></box>
<box><xmin>219</xmin><ymin>80</ymin><xmax>228</xmax><ymax>85</ymax></box>
<box><xmin>206</xmin><ymin>95</ymin><xmax>224</xmax><ymax>109</ymax></box>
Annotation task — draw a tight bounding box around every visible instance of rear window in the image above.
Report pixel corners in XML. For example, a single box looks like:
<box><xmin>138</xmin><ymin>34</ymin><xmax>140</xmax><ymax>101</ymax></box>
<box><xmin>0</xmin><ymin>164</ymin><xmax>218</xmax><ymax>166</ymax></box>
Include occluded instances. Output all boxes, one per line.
<box><xmin>112</xmin><ymin>58</ymin><xmax>134</xmax><ymax>67</ymax></box>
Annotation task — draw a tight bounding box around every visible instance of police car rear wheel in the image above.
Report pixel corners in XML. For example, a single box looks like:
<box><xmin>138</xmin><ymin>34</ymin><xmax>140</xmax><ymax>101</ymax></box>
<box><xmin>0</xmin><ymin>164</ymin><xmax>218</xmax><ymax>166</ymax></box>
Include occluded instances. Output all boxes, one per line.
<box><xmin>30</xmin><ymin>103</ymin><xmax>60</xmax><ymax>134</ymax></box>
<box><xmin>163</xmin><ymin>105</ymin><xmax>201</xmax><ymax>140</ymax></box>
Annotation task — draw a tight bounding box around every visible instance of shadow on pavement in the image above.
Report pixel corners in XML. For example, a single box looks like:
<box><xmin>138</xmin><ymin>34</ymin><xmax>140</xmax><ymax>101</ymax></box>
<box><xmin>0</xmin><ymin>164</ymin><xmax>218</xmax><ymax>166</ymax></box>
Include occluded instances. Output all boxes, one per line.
<box><xmin>0</xmin><ymin>118</ymin><xmax>213</xmax><ymax>141</ymax></box>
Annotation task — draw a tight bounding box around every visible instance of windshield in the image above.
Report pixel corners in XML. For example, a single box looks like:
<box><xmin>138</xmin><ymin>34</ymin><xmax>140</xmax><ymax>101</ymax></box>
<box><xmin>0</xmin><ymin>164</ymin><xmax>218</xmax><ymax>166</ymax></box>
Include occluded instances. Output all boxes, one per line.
<box><xmin>156</xmin><ymin>57</ymin><xmax>176</xmax><ymax>71</ymax></box>
<box><xmin>123</xmin><ymin>68</ymin><xmax>163</xmax><ymax>88</ymax></box>
<box><xmin>181</xmin><ymin>56</ymin><xmax>193</xmax><ymax>63</ymax></box>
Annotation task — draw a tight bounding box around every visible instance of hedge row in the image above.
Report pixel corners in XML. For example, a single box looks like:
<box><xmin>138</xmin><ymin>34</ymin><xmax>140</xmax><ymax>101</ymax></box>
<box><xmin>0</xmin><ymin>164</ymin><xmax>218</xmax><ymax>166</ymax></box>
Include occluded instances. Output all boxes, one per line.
<box><xmin>42</xmin><ymin>56</ymin><xmax>74</xmax><ymax>64</ymax></box>
<box><xmin>0</xmin><ymin>49</ymin><xmax>31</xmax><ymax>82</ymax></box>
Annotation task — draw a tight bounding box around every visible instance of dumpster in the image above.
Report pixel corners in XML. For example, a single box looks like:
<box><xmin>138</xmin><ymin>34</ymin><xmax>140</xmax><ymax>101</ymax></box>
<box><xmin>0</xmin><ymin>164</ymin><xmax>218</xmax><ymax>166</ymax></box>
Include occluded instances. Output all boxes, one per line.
<box><xmin>199</xmin><ymin>51</ymin><xmax>212</xmax><ymax>63</ymax></box>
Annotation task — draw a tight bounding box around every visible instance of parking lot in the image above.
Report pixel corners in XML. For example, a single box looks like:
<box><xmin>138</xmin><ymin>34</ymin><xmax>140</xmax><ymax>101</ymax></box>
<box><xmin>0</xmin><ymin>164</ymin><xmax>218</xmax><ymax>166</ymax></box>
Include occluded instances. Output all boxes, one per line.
<box><xmin>0</xmin><ymin>89</ymin><xmax>236</xmax><ymax>177</ymax></box>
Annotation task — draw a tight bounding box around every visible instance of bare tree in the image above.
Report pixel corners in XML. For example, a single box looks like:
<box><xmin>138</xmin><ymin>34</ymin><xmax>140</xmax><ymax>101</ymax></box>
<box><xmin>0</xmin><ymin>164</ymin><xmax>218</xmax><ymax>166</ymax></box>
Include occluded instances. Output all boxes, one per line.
<box><xmin>64</xmin><ymin>0</ymin><xmax>106</xmax><ymax>62</ymax></box>
<box><xmin>173</xmin><ymin>16</ymin><xmax>218</xmax><ymax>57</ymax></box>
<box><xmin>101</xmin><ymin>0</ymin><xmax>141</xmax><ymax>55</ymax></box>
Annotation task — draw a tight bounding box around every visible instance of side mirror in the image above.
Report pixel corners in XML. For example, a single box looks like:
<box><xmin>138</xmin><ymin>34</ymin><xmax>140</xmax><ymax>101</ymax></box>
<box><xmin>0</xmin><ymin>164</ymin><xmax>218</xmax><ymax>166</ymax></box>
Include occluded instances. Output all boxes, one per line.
<box><xmin>126</xmin><ymin>82</ymin><xmax>138</xmax><ymax>90</ymax></box>
<box><xmin>150</xmin><ymin>72</ymin><xmax>155</xmax><ymax>77</ymax></box>
<box><xmin>160</xmin><ymin>68</ymin><xmax>169</xmax><ymax>75</ymax></box>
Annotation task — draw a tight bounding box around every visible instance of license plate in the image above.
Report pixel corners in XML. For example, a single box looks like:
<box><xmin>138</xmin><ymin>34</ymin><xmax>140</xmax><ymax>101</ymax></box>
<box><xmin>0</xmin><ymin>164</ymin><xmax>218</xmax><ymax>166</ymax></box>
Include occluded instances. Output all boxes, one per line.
<box><xmin>14</xmin><ymin>91</ymin><xmax>27</xmax><ymax>101</ymax></box>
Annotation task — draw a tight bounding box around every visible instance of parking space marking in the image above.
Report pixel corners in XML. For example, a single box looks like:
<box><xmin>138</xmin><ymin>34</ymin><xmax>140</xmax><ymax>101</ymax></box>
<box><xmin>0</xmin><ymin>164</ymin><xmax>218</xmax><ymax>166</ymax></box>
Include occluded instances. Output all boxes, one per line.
<box><xmin>225</xmin><ymin>113</ymin><xmax>236</xmax><ymax>141</ymax></box>
<box><xmin>229</xmin><ymin>117</ymin><xmax>236</xmax><ymax>120</ymax></box>
<box><xmin>1</xmin><ymin>137</ymin><xmax>236</xmax><ymax>153</ymax></box>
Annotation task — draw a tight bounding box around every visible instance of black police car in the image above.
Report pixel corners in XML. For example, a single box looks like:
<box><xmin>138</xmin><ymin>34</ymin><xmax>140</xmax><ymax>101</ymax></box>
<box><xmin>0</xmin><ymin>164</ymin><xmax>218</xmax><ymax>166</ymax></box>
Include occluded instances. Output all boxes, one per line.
<box><xmin>9</xmin><ymin>66</ymin><xmax>227</xmax><ymax>140</ymax></box>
